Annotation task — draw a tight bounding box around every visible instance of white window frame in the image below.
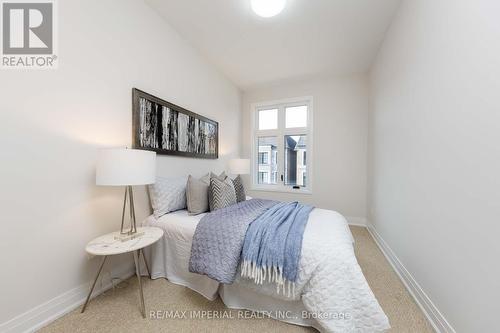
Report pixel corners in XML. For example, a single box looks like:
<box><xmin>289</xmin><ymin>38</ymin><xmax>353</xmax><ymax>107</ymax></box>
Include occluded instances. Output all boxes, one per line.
<box><xmin>251</xmin><ymin>96</ymin><xmax>313</xmax><ymax>194</ymax></box>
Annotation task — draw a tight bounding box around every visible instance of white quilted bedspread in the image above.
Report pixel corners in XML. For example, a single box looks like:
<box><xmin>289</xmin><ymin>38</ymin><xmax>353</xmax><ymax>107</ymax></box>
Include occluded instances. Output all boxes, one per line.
<box><xmin>234</xmin><ymin>208</ymin><xmax>390</xmax><ymax>332</ymax></box>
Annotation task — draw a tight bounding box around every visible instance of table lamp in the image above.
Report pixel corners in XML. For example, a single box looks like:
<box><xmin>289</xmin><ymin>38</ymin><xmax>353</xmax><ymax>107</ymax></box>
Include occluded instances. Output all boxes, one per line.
<box><xmin>96</xmin><ymin>148</ymin><xmax>156</xmax><ymax>241</ymax></box>
<box><xmin>229</xmin><ymin>158</ymin><xmax>250</xmax><ymax>175</ymax></box>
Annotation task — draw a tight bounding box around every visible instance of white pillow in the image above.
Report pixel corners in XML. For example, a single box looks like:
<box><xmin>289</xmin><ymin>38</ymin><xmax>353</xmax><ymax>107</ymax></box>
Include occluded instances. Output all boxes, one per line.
<box><xmin>148</xmin><ymin>176</ymin><xmax>187</xmax><ymax>218</ymax></box>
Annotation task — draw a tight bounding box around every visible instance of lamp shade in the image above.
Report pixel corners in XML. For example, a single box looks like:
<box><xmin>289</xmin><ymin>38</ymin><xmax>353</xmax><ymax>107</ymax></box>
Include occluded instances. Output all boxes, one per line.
<box><xmin>229</xmin><ymin>158</ymin><xmax>250</xmax><ymax>175</ymax></box>
<box><xmin>96</xmin><ymin>148</ymin><xmax>156</xmax><ymax>186</ymax></box>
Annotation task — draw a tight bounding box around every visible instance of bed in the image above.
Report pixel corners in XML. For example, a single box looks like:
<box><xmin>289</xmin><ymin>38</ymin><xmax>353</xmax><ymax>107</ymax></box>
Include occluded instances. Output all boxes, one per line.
<box><xmin>143</xmin><ymin>206</ymin><xmax>390</xmax><ymax>332</ymax></box>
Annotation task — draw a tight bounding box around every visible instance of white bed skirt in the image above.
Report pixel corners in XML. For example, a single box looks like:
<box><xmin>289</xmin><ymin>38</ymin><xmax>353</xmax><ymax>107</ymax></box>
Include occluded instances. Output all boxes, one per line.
<box><xmin>220</xmin><ymin>283</ymin><xmax>321</xmax><ymax>330</ymax></box>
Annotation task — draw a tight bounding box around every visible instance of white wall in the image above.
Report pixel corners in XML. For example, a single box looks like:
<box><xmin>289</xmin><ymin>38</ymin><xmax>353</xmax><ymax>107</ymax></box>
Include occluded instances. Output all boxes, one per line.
<box><xmin>0</xmin><ymin>0</ymin><xmax>240</xmax><ymax>327</ymax></box>
<box><xmin>369</xmin><ymin>0</ymin><xmax>500</xmax><ymax>331</ymax></box>
<box><xmin>241</xmin><ymin>75</ymin><xmax>369</xmax><ymax>222</ymax></box>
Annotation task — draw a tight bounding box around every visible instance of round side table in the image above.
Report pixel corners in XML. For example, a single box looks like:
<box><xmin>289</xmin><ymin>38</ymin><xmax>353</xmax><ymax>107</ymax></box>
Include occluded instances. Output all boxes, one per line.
<box><xmin>81</xmin><ymin>226</ymin><xmax>164</xmax><ymax>318</ymax></box>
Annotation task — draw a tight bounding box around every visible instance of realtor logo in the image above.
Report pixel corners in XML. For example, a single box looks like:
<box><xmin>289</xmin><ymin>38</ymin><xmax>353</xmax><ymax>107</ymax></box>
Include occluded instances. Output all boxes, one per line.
<box><xmin>1</xmin><ymin>0</ymin><xmax>57</xmax><ymax>68</ymax></box>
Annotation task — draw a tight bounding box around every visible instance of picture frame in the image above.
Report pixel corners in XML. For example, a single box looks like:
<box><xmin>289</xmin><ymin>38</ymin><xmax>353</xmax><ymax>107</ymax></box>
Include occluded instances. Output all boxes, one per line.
<box><xmin>132</xmin><ymin>88</ymin><xmax>218</xmax><ymax>159</ymax></box>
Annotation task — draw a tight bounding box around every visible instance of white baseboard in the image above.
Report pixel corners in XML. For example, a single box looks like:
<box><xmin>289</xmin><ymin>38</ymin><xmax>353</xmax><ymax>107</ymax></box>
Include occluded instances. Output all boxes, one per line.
<box><xmin>0</xmin><ymin>262</ymin><xmax>135</xmax><ymax>333</ymax></box>
<box><xmin>366</xmin><ymin>223</ymin><xmax>456</xmax><ymax>333</ymax></box>
<box><xmin>346</xmin><ymin>216</ymin><xmax>367</xmax><ymax>227</ymax></box>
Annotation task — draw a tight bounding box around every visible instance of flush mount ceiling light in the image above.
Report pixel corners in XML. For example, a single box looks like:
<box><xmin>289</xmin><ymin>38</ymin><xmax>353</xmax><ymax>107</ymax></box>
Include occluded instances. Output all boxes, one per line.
<box><xmin>251</xmin><ymin>0</ymin><xmax>286</xmax><ymax>18</ymax></box>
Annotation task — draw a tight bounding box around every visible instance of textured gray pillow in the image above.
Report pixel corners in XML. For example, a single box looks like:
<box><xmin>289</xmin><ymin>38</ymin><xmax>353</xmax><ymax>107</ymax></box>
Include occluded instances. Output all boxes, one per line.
<box><xmin>232</xmin><ymin>175</ymin><xmax>246</xmax><ymax>203</ymax></box>
<box><xmin>148</xmin><ymin>176</ymin><xmax>187</xmax><ymax>218</ymax></box>
<box><xmin>186</xmin><ymin>174</ymin><xmax>210</xmax><ymax>215</ymax></box>
<box><xmin>208</xmin><ymin>177</ymin><xmax>237</xmax><ymax>211</ymax></box>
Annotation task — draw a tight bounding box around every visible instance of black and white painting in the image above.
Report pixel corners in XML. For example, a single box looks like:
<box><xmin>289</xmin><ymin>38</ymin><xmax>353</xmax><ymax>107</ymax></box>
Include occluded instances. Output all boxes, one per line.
<box><xmin>132</xmin><ymin>88</ymin><xmax>218</xmax><ymax>158</ymax></box>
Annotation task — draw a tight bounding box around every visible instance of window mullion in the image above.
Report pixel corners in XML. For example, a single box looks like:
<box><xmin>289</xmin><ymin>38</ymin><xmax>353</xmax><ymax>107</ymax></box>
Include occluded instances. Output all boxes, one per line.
<box><xmin>255</xmin><ymin>129</ymin><xmax>280</xmax><ymax>136</ymax></box>
<box><xmin>278</xmin><ymin>106</ymin><xmax>286</xmax><ymax>189</ymax></box>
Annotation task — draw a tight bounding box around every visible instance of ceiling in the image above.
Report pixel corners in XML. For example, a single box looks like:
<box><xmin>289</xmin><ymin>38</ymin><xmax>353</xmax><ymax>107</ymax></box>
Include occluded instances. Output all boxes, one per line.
<box><xmin>146</xmin><ymin>0</ymin><xmax>401</xmax><ymax>90</ymax></box>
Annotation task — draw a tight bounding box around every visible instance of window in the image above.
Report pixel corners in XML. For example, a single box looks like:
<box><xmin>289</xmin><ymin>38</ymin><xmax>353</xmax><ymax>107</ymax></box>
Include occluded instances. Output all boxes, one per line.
<box><xmin>258</xmin><ymin>109</ymin><xmax>278</xmax><ymax>130</ymax></box>
<box><xmin>285</xmin><ymin>105</ymin><xmax>308</xmax><ymax>128</ymax></box>
<box><xmin>271</xmin><ymin>172</ymin><xmax>278</xmax><ymax>183</ymax></box>
<box><xmin>284</xmin><ymin>135</ymin><xmax>307</xmax><ymax>187</ymax></box>
<box><xmin>258</xmin><ymin>152</ymin><xmax>268</xmax><ymax>164</ymax></box>
<box><xmin>252</xmin><ymin>97</ymin><xmax>312</xmax><ymax>193</ymax></box>
<box><xmin>258</xmin><ymin>172</ymin><xmax>268</xmax><ymax>184</ymax></box>
<box><xmin>257</xmin><ymin>136</ymin><xmax>278</xmax><ymax>185</ymax></box>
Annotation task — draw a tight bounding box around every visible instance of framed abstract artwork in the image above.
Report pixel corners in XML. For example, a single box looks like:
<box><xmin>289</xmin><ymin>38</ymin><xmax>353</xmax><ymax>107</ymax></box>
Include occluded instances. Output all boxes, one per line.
<box><xmin>132</xmin><ymin>88</ymin><xmax>218</xmax><ymax>159</ymax></box>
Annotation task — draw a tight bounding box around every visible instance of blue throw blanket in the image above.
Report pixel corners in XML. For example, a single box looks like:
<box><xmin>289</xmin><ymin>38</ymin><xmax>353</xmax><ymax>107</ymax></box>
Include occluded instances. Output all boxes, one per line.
<box><xmin>189</xmin><ymin>199</ymin><xmax>278</xmax><ymax>283</ymax></box>
<box><xmin>240</xmin><ymin>201</ymin><xmax>313</xmax><ymax>296</ymax></box>
<box><xmin>189</xmin><ymin>199</ymin><xmax>313</xmax><ymax>298</ymax></box>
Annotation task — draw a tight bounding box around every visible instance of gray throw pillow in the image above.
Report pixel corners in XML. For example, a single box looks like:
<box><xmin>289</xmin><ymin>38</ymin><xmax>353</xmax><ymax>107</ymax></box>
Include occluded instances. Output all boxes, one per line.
<box><xmin>232</xmin><ymin>175</ymin><xmax>246</xmax><ymax>202</ymax></box>
<box><xmin>208</xmin><ymin>177</ymin><xmax>237</xmax><ymax>211</ymax></box>
<box><xmin>186</xmin><ymin>174</ymin><xmax>210</xmax><ymax>215</ymax></box>
<box><xmin>148</xmin><ymin>176</ymin><xmax>187</xmax><ymax>218</ymax></box>
<box><xmin>210</xmin><ymin>171</ymin><xmax>227</xmax><ymax>181</ymax></box>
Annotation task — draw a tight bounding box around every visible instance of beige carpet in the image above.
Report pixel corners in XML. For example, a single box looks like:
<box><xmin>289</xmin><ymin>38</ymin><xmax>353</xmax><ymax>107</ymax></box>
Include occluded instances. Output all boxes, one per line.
<box><xmin>40</xmin><ymin>227</ymin><xmax>434</xmax><ymax>333</ymax></box>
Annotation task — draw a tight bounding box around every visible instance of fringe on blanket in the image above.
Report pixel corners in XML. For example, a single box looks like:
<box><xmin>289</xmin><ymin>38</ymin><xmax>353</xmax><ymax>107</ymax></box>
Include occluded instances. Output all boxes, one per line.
<box><xmin>240</xmin><ymin>260</ymin><xmax>296</xmax><ymax>298</ymax></box>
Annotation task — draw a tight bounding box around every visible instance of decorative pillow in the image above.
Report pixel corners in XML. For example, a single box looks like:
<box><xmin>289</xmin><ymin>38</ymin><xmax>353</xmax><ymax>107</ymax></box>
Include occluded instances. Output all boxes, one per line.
<box><xmin>232</xmin><ymin>175</ymin><xmax>246</xmax><ymax>203</ymax></box>
<box><xmin>186</xmin><ymin>174</ymin><xmax>210</xmax><ymax>215</ymax></box>
<box><xmin>208</xmin><ymin>177</ymin><xmax>237</xmax><ymax>211</ymax></box>
<box><xmin>148</xmin><ymin>176</ymin><xmax>187</xmax><ymax>218</ymax></box>
<box><xmin>210</xmin><ymin>171</ymin><xmax>227</xmax><ymax>181</ymax></box>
